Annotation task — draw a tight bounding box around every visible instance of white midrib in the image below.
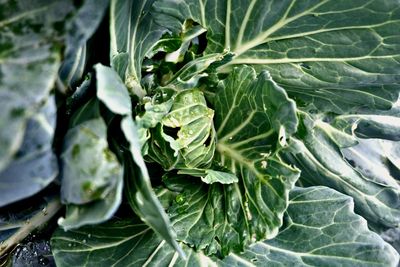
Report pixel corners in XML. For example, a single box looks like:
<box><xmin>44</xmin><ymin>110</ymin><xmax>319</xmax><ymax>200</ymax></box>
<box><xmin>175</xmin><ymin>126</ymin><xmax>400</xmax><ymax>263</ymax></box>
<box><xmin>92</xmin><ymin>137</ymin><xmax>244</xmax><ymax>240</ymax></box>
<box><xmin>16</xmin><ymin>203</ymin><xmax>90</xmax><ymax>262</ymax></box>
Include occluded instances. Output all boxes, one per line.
<box><xmin>231</xmin><ymin>54</ymin><xmax>397</xmax><ymax>65</ymax></box>
<box><xmin>217</xmin><ymin>142</ymin><xmax>263</xmax><ymax>181</ymax></box>
<box><xmin>218</xmin><ymin>112</ymin><xmax>255</xmax><ymax>143</ymax></box>
<box><xmin>53</xmin><ymin>228</ymin><xmax>151</xmax><ymax>253</ymax></box>
<box><xmin>109</xmin><ymin>0</ymin><xmax>118</xmax><ymax>56</ymax></box>
<box><xmin>298</xmin><ymin>138</ymin><xmax>399</xmax><ymax>211</ymax></box>
<box><xmin>225</xmin><ymin>0</ymin><xmax>232</xmax><ymax>48</ymax></box>
<box><xmin>233</xmin><ymin>0</ymin><xmax>329</xmax><ymax>56</ymax></box>
<box><xmin>129</xmin><ymin>0</ymin><xmax>145</xmax><ymax>79</ymax></box>
<box><xmin>142</xmin><ymin>240</ymin><xmax>166</xmax><ymax>267</ymax></box>
<box><xmin>235</xmin><ymin>0</ymin><xmax>257</xmax><ymax>49</ymax></box>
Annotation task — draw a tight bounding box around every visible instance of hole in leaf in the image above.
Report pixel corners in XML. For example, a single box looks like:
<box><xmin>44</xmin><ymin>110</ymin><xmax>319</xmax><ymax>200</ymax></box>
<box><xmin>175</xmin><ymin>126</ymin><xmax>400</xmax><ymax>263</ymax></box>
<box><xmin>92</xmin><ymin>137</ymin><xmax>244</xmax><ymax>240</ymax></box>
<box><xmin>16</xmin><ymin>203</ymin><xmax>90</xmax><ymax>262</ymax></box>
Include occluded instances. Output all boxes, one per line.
<box><xmin>387</xmin><ymin>159</ymin><xmax>400</xmax><ymax>180</ymax></box>
<box><xmin>163</xmin><ymin>125</ymin><xmax>180</xmax><ymax>140</ymax></box>
<box><xmin>204</xmin><ymin>133</ymin><xmax>213</xmax><ymax>147</ymax></box>
<box><xmin>194</xmin><ymin>30</ymin><xmax>208</xmax><ymax>54</ymax></box>
<box><xmin>299</xmin><ymin>63</ymin><xmax>311</xmax><ymax>70</ymax></box>
<box><xmin>346</xmin><ymin>158</ymin><xmax>356</xmax><ymax>168</ymax></box>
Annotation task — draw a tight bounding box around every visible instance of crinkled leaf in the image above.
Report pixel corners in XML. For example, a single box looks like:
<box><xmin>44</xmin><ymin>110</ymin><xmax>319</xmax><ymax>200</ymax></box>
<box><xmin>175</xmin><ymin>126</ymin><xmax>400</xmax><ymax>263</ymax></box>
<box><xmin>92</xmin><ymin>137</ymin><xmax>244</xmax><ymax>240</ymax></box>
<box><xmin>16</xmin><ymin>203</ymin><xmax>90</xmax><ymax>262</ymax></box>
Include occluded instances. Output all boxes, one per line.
<box><xmin>51</xmin><ymin>217</ymin><xmax>211</xmax><ymax>267</ymax></box>
<box><xmin>135</xmin><ymin>89</ymin><xmax>175</xmax><ymax>149</ymax></box>
<box><xmin>381</xmin><ymin>227</ymin><xmax>400</xmax><ymax>254</ymax></box>
<box><xmin>383</xmin><ymin>139</ymin><xmax>400</xmax><ymax>173</ymax></box>
<box><xmin>60</xmin><ymin>118</ymin><xmax>121</xmax><ymax>205</ymax></box>
<box><xmin>152</xmin><ymin>0</ymin><xmax>400</xmax><ymax>113</ymax></box>
<box><xmin>333</xmin><ymin>114</ymin><xmax>400</xmax><ymax>141</ymax></box>
<box><xmin>341</xmin><ymin>138</ymin><xmax>399</xmax><ymax>187</ymax></box>
<box><xmin>201</xmin><ymin>170</ymin><xmax>238</xmax><ymax>185</ymax></box>
<box><xmin>0</xmin><ymin>98</ymin><xmax>58</xmax><ymax>207</ymax></box>
<box><xmin>284</xmin><ymin>114</ymin><xmax>400</xmax><ymax>228</ymax></box>
<box><xmin>121</xmin><ymin>116</ymin><xmax>184</xmax><ymax>257</ymax></box>
<box><xmin>163</xmin><ymin>168</ymin><xmax>298</xmax><ymax>256</ymax></box>
<box><xmin>177</xmin><ymin>168</ymin><xmax>239</xmax><ymax>185</ymax></box>
<box><xmin>221</xmin><ymin>186</ymin><xmax>399</xmax><ymax>267</ymax></box>
<box><xmin>213</xmin><ymin>65</ymin><xmax>299</xmax><ymax>247</ymax></box>
<box><xmin>51</xmin><ymin>186</ymin><xmax>399</xmax><ymax>267</ymax></box>
<box><xmin>95</xmin><ymin>63</ymin><xmax>132</xmax><ymax>115</ymax></box>
<box><xmin>147</xmin><ymin>89</ymin><xmax>216</xmax><ymax>170</ymax></box>
<box><xmin>0</xmin><ymin>0</ymin><xmax>75</xmax><ymax>172</ymax></box>
<box><xmin>150</xmin><ymin>66</ymin><xmax>300</xmax><ymax>255</ymax></box>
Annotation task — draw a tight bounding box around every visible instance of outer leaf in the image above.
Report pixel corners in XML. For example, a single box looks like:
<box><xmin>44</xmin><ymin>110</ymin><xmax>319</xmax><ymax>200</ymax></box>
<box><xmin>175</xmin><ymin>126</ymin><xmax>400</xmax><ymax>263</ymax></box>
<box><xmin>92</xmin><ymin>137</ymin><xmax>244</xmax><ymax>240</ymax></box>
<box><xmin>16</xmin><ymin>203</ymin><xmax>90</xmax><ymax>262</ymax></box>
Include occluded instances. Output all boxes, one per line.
<box><xmin>163</xmin><ymin>170</ymin><xmax>299</xmax><ymax>256</ymax></box>
<box><xmin>110</xmin><ymin>0</ymin><xmax>166</xmax><ymax>96</ymax></box>
<box><xmin>382</xmin><ymin>139</ymin><xmax>400</xmax><ymax>172</ymax></box>
<box><xmin>333</xmin><ymin>114</ymin><xmax>400</xmax><ymax>141</ymax></box>
<box><xmin>0</xmin><ymin>98</ymin><xmax>58</xmax><ymax>207</ymax></box>
<box><xmin>221</xmin><ymin>186</ymin><xmax>399</xmax><ymax>267</ymax></box>
<box><xmin>0</xmin><ymin>0</ymin><xmax>75</xmax><ymax>172</ymax></box>
<box><xmin>381</xmin><ymin>227</ymin><xmax>400</xmax><ymax>254</ymax></box>
<box><xmin>58</xmin><ymin>175</ymin><xmax>123</xmax><ymax>230</ymax></box>
<box><xmin>51</xmin><ymin>186</ymin><xmax>399</xmax><ymax>267</ymax></box>
<box><xmin>152</xmin><ymin>0</ymin><xmax>400</xmax><ymax>113</ymax></box>
<box><xmin>94</xmin><ymin>64</ymin><xmax>182</xmax><ymax>256</ymax></box>
<box><xmin>121</xmin><ymin>117</ymin><xmax>184</xmax><ymax>257</ymax></box>
<box><xmin>60</xmin><ymin>118</ymin><xmax>121</xmax><ymax>205</ymax></box>
<box><xmin>284</xmin><ymin>114</ymin><xmax>400</xmax><ymax>228</ymax></box>
<box><xmin>52</xmin><ymin>218</ymin><xmax>214</xmax><ymax>267</ymax></box>
<box><xmin>214</xmin><ymin>65</ymin><xmax>299</xmax><ymax>246</ymax></box>
<box><xmin>341</xmin><ymin>138</ymin><xmax>399</xmax><ymax>187</ymax></box>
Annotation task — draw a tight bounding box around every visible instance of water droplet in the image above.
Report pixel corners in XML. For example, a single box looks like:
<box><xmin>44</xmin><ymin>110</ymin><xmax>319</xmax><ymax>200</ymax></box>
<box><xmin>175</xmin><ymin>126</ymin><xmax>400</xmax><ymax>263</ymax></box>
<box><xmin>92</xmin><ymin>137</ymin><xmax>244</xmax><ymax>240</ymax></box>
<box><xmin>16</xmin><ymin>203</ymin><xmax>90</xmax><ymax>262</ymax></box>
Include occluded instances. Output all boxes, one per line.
<box><xmin>188</xmin><ymin>130</ymin><xmax>193</xmax><ymax>135</ymax></box>
<box><xmin>87</xmin><ymin>234</ymin><xmax>91</xmax><ymax>238</ymax></box>
<box><xmin>68</xmin><ymin>243</ymin><xmax>72</xmax><ymax>247</ymax></box>
<box><xmin>38</xmin><ymin>255</ymin><xmax>49</xmax><ymax>266</ymax></box>
<box><xmin>82</xmin><ymin>239</ymin><xmax>87</xmax><ymax>244</ymax></box>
